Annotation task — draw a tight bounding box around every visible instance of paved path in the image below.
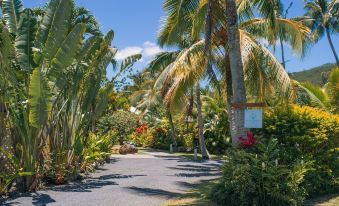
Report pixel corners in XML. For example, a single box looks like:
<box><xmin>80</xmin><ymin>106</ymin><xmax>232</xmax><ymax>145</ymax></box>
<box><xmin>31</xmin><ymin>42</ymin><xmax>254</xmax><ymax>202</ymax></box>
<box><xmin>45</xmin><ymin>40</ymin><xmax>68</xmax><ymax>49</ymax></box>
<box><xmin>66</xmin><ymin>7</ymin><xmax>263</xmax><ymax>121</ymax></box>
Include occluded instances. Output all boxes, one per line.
<box><xmin>1</xmin><ymin>150</ymin><xmax>222</xmax><ymax>206</ymax></box>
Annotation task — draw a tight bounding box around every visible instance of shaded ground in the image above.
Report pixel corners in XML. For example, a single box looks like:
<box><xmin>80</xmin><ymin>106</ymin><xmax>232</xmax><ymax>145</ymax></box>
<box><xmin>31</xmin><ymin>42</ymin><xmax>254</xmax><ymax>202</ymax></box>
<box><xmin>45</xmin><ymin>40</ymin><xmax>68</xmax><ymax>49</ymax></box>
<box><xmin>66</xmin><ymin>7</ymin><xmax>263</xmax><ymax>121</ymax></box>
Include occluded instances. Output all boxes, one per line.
<box><xmin>1</xmin><ymin>150</ymin><xmax>222</xmax><ymax>206</ymax></box>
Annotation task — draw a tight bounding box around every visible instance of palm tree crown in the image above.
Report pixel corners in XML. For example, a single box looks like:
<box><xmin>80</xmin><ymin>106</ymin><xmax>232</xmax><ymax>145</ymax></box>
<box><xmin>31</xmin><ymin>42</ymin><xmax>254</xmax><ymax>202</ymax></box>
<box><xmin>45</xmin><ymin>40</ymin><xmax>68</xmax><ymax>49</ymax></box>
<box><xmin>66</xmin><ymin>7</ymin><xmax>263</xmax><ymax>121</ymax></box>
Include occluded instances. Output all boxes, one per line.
<box><xmin>304</xmin><ymin>0</ymin><xmax>339</xmax><ymax>66</ymax></box>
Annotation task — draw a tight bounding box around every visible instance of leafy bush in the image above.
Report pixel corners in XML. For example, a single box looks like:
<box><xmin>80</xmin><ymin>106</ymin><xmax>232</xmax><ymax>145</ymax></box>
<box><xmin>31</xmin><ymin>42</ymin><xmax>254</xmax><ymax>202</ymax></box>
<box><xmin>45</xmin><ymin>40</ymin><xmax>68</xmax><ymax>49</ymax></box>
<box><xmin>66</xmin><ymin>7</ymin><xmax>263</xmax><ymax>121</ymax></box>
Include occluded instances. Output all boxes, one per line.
<box><xmin>0</xmin><ymin>148</ymin><xmax>32</xmax><ymax>194</ymax></box>
<box><xmin>97</xmin><ymin>111</ymin><xmax>139</xmax><ymax>145</ymax></box>
<box><xmin>82</xmin><ymin>132</ymin><xmax>117</xmax><ymax>172</ymax></box>
<box><xmin>204</xmin><ymin>111</ymin><xmax>231</xmax><ymax>154</ymax></box>
<box><xmin>256</xmin><ymin>105</ymin><xmax>339</xmax><ymax>196</ymax></box>
<box><xmin>211</xmin><ymin>139</ymin><xmax>311</xmax><ymax>206</ymax></box>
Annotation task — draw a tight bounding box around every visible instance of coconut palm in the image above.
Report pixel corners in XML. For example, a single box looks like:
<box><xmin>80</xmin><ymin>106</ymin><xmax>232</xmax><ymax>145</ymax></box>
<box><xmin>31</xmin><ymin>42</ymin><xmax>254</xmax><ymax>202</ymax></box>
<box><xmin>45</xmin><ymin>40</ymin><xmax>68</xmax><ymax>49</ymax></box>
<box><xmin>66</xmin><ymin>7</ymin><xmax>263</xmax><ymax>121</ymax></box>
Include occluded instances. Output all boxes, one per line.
<box><xmin>304</xmin><ymin>0</ymin><xmax>339</xmax><ymax>66</ymax></box>
<box><xmin>158</xmin><ymin>0</ymin><xmax>310</xmax><ymax>145</ymax></box>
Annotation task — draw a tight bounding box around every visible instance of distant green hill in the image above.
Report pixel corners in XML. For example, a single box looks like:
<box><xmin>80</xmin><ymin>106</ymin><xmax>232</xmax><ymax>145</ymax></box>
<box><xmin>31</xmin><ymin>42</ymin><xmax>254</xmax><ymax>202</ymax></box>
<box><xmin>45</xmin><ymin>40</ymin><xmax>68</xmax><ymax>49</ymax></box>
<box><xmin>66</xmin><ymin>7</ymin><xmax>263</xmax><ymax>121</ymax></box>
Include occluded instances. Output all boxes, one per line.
<box><xmin>290</xmin><ymin>63</ymin><xmax>337</xmax><ymax>86</ymax></box>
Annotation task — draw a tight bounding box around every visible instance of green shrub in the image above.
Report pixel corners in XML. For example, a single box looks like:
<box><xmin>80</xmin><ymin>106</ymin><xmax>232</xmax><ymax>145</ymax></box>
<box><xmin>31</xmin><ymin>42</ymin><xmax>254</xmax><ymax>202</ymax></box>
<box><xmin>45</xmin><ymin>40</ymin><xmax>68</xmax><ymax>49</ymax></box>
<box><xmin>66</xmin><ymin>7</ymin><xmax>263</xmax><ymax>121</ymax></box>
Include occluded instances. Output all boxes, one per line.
<box><xmin>211</xmin><ymin>139</ymin><xmax>311</xmax><ymax>206</ymax></box>
<box><xmin>255</xmin><ymin>105</ymin><xmax>339</xmax><ymax>196</ymax></box>
<box><xmin>204</xmin><ymin>111</ymin><xmax>231</xmax><ymax>154</ymax></box>
<box><xmin>82</xmin><ymin>132</ymin><xmax>117</xmax><ymax>172</ymax></box>
<box><xmin>97</xmin><ymin>111</ymin><xmax>139</xmax><ymax>145</ymax></box>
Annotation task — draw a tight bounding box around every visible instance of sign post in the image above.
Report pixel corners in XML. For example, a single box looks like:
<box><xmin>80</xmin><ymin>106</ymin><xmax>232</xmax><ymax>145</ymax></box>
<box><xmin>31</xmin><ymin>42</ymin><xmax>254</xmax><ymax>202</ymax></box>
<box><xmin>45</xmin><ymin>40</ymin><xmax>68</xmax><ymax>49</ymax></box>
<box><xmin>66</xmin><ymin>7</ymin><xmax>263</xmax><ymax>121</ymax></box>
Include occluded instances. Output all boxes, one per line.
<box><xmin>244</xmin><ymin>109</ymin><xmax>263</xmax><ymax>128</ymax></box>
<box><xmin>231</xmin><ymin>102</ymin><xmax>266</xmax><ymax>129</ymax></box>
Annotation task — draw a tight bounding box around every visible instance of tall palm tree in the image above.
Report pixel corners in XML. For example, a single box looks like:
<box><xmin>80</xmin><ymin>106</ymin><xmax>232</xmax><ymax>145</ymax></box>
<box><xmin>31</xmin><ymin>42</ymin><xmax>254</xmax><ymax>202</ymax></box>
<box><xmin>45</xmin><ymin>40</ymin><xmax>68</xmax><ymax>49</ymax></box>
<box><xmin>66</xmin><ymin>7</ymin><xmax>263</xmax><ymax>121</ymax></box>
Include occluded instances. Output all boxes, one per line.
<box><xmin>304</xmin><ymin>0</ymin><xmax>339</xmax><ymax>66</ymax></box>
<box><xmin>225</xmin><ymin>0</ymin><xmax>247</xmax><ymax>144</ymax></box>
<box><xmin>158</xmin><ymin>0</ymin><xmax>310</xmax><ymax>146</ymax></box>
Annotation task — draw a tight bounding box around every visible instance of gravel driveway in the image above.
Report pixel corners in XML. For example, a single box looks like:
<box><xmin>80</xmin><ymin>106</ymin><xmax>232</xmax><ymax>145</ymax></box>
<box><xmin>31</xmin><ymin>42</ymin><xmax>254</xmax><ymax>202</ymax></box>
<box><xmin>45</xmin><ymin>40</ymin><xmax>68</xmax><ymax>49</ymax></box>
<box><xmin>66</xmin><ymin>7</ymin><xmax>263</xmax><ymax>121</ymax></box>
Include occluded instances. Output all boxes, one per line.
<box><xmin>1</xmin><ymin>150</ymin><xmax>222</xmax><ymax>206</ymax></box>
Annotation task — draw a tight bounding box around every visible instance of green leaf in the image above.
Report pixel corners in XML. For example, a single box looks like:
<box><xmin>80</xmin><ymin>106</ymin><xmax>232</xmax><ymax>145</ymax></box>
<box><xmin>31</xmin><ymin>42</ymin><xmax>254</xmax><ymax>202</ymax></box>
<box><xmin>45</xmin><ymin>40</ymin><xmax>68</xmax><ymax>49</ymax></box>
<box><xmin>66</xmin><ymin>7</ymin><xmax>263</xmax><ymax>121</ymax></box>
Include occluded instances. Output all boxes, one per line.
<box><xmin>94</xmin><ymin>84</ymin><xmax>113</xmax><ymax>118</ymax></box>
<box><xmin>15</xmin><ymin>9</ymin><xmax>37</xmax><ymax>72</ymax></box>
<box><xmin>298</xmin><ymin>82</ymin><xmax>329</xmax><ymax>109</ymax></box>
<box><xmin>1</xmin><ymin>0</ymin><xmax>23</xmax><ymax>34</ymax></box>
<box><xmin>120</xmin><ymin>54</ymin><xmax>142</xmax><ymax>72</ymax></box>
<box><xmin>104</xmin><ymin>30</ymin><xmax>114</xmax><ymax>45</ymax></box>
<box><xmin>18</xmin><ymin>172</ymin><xmax>34</xmax><ymax>177</ymax></box>
<box><xmin>50</xmin><ymin>23</ymin><xmax>86</xmax><ymax>81</ymax></box>
<box><xmin>43</xmin><ymin>0</ymin><xmax>73</xmax><ymax>61</ymax></box>
<box><xmin>76</xmin><ymin>35</ymin><xmax>101</xmax><ymax>61</ymax></box>
<box><xmin>29</xmin><ymin>68</ymin><xmax>51</xmax><ymax>128</ymax></box>
<box><xmin>34</xmin><ymin>0</ymin><xmax>72</xmax><ymax>61</ymax></box>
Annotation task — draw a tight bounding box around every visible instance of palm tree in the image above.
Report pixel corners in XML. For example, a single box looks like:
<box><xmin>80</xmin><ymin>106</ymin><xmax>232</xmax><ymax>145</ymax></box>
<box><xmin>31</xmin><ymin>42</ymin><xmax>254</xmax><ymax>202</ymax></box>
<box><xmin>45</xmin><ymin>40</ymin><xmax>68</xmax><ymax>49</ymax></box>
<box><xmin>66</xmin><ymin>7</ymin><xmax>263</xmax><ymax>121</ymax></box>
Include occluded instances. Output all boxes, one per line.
<box><xmin>128</xmin><ymin>69</ymin><xmax>179</xmax><ymax>150</ymax></box>
<box><xmin>158</xmin><ymin>0</ymin><xmax>310</xmax><ymax>146</ymax></box>
<box><xmin>304</xmin><ymin>0</ymin><xmax>339</xmax><ymax>66</ymax></box>
<box><xmin>224</xmin><ymin>0</ymin><xmax>248</xmax><ymax>144</ymax></box>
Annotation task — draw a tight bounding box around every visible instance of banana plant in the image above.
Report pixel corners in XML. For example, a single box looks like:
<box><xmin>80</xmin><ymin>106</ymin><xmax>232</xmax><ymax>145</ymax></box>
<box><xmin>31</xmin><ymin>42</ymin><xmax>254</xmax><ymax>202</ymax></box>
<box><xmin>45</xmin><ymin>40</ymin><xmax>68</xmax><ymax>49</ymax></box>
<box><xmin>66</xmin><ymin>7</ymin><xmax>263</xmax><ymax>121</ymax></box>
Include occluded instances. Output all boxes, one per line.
<box><xmin>1</xmin><ymin>0</ymin><xmax>96</xmax><ymax>188</ymax></box>
<box><xmin>1</xmin><ymin>0</ymin><xmax>141</xmax><ymax>189</ymax></box>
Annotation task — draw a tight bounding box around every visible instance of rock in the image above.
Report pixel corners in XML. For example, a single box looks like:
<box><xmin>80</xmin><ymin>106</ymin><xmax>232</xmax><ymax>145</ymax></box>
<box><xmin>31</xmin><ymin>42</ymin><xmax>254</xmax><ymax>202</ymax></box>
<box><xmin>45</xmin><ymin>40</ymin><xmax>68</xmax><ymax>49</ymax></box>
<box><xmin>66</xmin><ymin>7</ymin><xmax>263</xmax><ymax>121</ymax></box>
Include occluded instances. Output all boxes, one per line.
<box><xmin>119</xmin><ymin>144</ymin><xmax>138</xmax><ymax>155</ymax></box>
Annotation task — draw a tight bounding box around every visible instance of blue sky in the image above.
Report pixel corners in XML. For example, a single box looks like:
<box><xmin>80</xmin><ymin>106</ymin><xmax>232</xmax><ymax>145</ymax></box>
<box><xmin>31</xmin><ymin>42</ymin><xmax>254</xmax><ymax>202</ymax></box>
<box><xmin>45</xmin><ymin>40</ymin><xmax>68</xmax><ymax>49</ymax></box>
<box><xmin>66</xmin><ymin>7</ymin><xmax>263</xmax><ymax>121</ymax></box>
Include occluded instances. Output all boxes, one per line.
<box><xmin>24</xmin><ymin>0</ymin><xmax>338</xmax><ymax>75</ymax></box>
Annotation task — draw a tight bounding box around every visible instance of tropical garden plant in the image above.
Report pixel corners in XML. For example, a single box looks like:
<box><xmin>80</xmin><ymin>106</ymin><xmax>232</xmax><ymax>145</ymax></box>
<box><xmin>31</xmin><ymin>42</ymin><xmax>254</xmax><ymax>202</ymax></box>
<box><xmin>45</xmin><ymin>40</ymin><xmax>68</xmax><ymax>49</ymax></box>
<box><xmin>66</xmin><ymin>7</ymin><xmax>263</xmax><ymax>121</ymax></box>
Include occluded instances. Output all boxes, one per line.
<box><xmin>0</xmin><ymin>0</ymin><xmax>140</xmax><ymax>193</ymax></box>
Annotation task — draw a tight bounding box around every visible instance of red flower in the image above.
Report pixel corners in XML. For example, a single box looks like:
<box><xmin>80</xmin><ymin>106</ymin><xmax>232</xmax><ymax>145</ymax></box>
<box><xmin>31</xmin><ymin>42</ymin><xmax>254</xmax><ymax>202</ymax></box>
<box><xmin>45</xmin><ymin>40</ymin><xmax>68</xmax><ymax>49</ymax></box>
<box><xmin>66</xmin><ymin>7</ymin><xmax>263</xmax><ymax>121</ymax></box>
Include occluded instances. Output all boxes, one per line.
<box><xmin>239</xmin><ymin>132</ymin><xmax>256</xmax><ymax>148</ymax></box>
<box><xmin>135</xmin><ymin>124</ymin><xmax>148</xmax><ymax>134</ymax></box>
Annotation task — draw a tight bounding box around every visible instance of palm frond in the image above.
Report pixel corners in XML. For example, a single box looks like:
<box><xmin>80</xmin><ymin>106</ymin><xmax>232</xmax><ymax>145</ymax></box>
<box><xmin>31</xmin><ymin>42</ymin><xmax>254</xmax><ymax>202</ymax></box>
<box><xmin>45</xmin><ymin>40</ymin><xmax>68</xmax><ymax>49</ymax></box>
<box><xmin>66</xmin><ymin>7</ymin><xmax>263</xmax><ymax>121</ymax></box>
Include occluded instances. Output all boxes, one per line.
<box><xmin>296</xmin><ymin>81</ymin><xmax>329</xmax><ymax>109</ymax></box>
<box><xmin>240</xmin><ymin>30</ymin><xmax>294</xmax><ymax>100</ymax></box>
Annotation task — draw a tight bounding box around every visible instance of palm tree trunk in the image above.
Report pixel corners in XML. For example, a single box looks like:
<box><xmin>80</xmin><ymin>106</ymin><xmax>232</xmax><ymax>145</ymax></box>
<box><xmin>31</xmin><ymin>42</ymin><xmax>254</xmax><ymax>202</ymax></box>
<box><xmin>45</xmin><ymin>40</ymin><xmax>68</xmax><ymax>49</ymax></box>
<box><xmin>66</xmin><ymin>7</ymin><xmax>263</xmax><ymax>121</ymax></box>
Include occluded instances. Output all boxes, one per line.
<box><xmin>279</xmin><ymin>35</ymin><xmax>286</xmax><ymax>69</ymax></box>
<box><xmin>167</xmin><ymin>110</ymin><xmax>177</xmax><ymax>151</ymax></box>
<box><xmin>186</xmin><ymin>89</ymin><xmax>194</xmax><ymax>134</ymax></box>
<box><xmin>325</xmin><ymin>28</ymin><xmax>339</xmax><ymax>67</ymax></box>
<box><xmin>196</xmin><ymin>83</ymin><xmax>210</xmax><ymax>159</ymax></box>
<box><xmin>225</xmin><ymin>0</ymin><xmax>247</xmax><ymax>146</ymax></box>
<box><xmin>224</xmin><ymin>53</ymin><xmax>236</xmax><ymax>140</ymax></box>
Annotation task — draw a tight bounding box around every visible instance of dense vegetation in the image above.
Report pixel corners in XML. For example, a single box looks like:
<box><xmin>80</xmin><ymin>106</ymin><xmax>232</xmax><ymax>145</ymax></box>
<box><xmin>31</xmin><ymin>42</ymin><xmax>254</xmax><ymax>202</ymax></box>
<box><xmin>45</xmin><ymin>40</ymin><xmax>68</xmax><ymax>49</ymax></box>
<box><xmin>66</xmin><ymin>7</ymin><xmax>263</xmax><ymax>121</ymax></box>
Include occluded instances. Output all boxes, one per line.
<box><xmin>1</xmin><ymin>0</ymin><xmax>338</xmax><ymax>205</ymax></box>
<box><xmin>0</xmin><ymin>0</ymin><xmax>140</xmax><ymax>193</ymax></box>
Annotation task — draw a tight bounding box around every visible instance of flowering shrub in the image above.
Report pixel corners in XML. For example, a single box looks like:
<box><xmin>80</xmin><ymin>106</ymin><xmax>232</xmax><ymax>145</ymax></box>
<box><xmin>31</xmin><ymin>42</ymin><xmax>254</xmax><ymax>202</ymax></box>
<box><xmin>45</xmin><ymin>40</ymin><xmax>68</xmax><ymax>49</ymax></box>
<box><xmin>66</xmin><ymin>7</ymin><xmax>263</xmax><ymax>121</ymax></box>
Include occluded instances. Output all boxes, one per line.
<box><xmin>256</xmin><ymin>105</ymin><xmax>339</xmax><ymax>196</ymax></box>
<box><xmin>135</xmin><ymin>124</ymin><xmax>148</xmax><ymax>134</ymax></box>
<box><xmin>130</xmin><ymin>124</ymin><xmax>155</xmax><ymax>147</ymax></box>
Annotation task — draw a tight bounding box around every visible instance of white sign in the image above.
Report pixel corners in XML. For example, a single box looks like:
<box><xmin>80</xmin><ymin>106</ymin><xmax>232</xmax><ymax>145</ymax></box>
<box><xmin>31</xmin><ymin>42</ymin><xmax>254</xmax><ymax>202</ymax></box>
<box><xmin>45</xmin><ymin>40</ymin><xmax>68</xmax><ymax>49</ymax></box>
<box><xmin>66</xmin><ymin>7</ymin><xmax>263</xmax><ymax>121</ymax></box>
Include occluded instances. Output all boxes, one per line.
<box><xmin>245</xmin><ymin>109</ymin><xmax>263</xmax><ymax>128</ymax></box>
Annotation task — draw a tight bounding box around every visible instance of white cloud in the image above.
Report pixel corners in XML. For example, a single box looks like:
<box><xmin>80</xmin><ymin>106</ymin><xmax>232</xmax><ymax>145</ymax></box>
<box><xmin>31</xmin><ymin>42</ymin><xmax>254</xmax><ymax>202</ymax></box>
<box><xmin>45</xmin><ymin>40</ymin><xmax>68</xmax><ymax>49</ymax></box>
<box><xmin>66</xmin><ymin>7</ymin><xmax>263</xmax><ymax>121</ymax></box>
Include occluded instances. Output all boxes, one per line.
<box><xmin>115</xmin><ymin>46</ymin><xmax>143</xmax><ymax>60</ymax></box>
<box><xmin>143</xmin><ymin>41</ymin><xmax>163</xmax><ymax>57</ymax></box>
<box><xmin>115</xmin><ymin>41</ymin><xmax>163</xmax><ymax>61</ymax></box>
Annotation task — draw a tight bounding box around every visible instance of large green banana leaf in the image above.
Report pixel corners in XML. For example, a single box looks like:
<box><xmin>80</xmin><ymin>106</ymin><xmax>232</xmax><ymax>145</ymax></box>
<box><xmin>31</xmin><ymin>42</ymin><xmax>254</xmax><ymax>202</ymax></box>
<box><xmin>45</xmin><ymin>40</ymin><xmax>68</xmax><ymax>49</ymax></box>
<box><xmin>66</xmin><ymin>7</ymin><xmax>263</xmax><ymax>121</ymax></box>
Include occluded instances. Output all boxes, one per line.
<box><xmin>15</xmin><ymin>9</ymin><xmax>37</xmax><ymax>72</ymax></box>
<box><xmin>35</xmin><ymin>0</ymin><xmax>72</xmax><ymax>61</ymax></box>
<box><xmin>1</xmin><ymin>0</ymin><xmax>23</xmax><ymax>34</ymax></box>
<box><xmin>29</xmin><ymin>68</ymin><xmax>51</xmax><ymax>128</ymax></box>
<box><xmin>50</xmin><ymin>23</ymin><xmax>86</xmax><ymax>81</ymax></box>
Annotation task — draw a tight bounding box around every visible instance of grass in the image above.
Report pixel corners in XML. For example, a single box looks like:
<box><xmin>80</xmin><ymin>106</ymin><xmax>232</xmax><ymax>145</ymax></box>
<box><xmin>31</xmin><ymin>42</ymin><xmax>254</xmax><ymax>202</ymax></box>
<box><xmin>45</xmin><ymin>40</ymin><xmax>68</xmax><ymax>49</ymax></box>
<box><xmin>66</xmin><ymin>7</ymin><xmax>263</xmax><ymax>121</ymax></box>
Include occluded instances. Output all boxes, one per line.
<box><xmin>162</xmin><ymin>181</ymin><xmax>219</xmax><ymax>206</ymax></box>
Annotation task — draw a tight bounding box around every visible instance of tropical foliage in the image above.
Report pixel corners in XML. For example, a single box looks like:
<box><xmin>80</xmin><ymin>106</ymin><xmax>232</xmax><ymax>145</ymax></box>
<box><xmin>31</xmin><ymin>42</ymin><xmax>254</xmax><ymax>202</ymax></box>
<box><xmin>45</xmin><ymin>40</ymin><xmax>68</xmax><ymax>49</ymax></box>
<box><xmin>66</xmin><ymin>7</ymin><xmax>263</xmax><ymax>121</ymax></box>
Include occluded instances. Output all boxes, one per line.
<box><xmin>0</xmin><ymin>0</ymin><xmax>140</xmax><ymax>193</ymax></box>
<box><xmin>0</xmin><ymin>0</ymin><xmax>338</xmax><ymax>205</ymax></box>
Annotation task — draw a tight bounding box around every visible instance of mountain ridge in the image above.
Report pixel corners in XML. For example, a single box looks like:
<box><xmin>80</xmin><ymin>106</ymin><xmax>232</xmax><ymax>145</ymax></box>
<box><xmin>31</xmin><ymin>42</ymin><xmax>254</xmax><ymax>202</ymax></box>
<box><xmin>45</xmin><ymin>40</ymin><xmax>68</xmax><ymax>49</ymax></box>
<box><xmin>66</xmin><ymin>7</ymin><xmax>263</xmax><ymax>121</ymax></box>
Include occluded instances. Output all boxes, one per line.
<box><xmin>290</xmin><ymin>63</ymin><xmax>337</xmax><ymax>86</ymax></box>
